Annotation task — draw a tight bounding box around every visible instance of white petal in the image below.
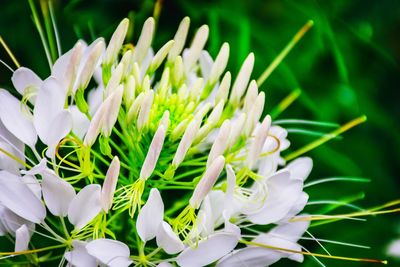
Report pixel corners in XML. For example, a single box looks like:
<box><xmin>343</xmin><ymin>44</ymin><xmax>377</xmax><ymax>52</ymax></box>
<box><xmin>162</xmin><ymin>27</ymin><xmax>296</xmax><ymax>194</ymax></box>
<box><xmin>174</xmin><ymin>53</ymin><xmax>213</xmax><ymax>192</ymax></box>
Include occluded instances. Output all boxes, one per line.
<box><xmin>176</xmin><ymin>232</ymin><xmax>239</xmax><ymax>267</ymax></box>
<box><xmin>64</xmin><ymin>240</ymin><xmax>97</xmax><ymax>267</ymax></box>
<box><xmin>21</xmin><ymin>175</ymin><xmax>41</xmax><ymax>199</ymax></box>
<box><xmin>267</xmin><ymin>220</ymin><xmax>310</xmax><ymax>243</ymax></box>
<box><xmin>0</xmin><ymin>171</ymin><xmax>46</xmax><ymax>223</ymax></box>
<box><xmin>0</xmin><ymin>205</ymin><xmax>34</xmax><ymax>234</ymax></box>
<box><xmin>101</xmin><ymin>156</ymin><xmax>120</xmax><ymax>212</ymax></box>
<box><xmin>45</xmin><ymin>110</ymin><xmax>73</xmax><ymax>158</ymax></box>
<box><xmin>33</xmin><ymin>77</ymin><xmax>67</xmax><ymax>143</ymax></box>
<box><xmin>0</xmin><ymin>141</ymin><xmax>21</xmax><ymax>173</ymax></box>
<box><xmin>0</xmin><ymin>89</ymin><xmax>37</xmax><ymax>147</ymax></box>
<box><xmin>156</xmin><ymin>221</ymin><xmax>184</xmax><ymax>254</ymax></box>
<box><xmin>15</xmin><ymin>224</ymin><xmax>30</xmax><ymax>252</ymax></box>
<box><xmin>42</xmin><ymin>170</ymin><xmax>76</xmax><ymax>216</ymax></box>
<box><xmin>11</xmin><ymin>67</ymin><xmax>42</xmax><ymax>98</ymax></box>
<box><xmin>70</xmin><ymin>105</ymin><xmax>90</xmax><ymax>139</ymax></box>
<box><xmin>157</xmin><ymin>262</ymin><xmax>173</xmax><ymax>267</ymax></box>
<box><xmin>388</xmin><ymin>240</ymin><xmax>400</xmax><ymax>257</ymax></box>
<box><xmin>86</xmin><ymin>239</ymin><xmax>132</xmax><ymax>267</ymax></box>
<box><xmin>247</xmin><ymin>170</ymin><xmax>303</xmax><ymax>224</ymax></box>
<box><xmin>282</xmin><ymin>192</ymin><xmax>309</xmax><ymax>220</ymax></box>
<box><xmin>217</xmin><ymin>247</ymin><xmax>282</xmax><ymax>267</ymax></box>
<box><xmin>252</xmin><ymin>236</ymin><xmax>304</xmax><ymax>263</ymax></box>
<box><xmin>68</xmin><ymin>184</ymin><xmax>102</xmax><ymax>229</ymax></box>
<box><xmin>137</xmin><ymin>188</ymin><xmax>164</xmax><ymax>242</ymax></box>
<box><xmin>286</xmin><ymin>157</ymin><xmax>313</xmax><ymax>181</ymax></box>
<box><xmin>20</xmin><ymin>158</ymin><xmax>47</xmax><ymax>175</ymax></box>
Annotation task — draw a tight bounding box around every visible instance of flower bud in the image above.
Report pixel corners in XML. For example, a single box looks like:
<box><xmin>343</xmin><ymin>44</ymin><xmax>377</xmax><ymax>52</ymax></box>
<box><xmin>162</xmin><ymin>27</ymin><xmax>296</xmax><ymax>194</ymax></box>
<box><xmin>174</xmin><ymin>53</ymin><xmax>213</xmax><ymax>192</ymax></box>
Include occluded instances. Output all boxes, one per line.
<box><xmin>148</xmin><ymin>40</ymin><xmax>175</xmax><ymax>73</ymax></box>
<box><xmin>194</xmin><ymin>100</ymin><xmax>224</xmax><ymax>143</ymax></box>
<box><xmin>173</xmin><ymin>118</ymin><xmax>201</xmax><ymax>167</ymax></box>
<box><xmin>126</xmin><ymin>92</ymin><xmax>144</xmax><ymax>123</ymax></box>
<box><xmin>246</xmin><ymin>115</ymin><xmax>271</xmax><ymax>169</ymax></box>
<box><xmin>168</xmin><ymin>17</ymin><xmax>190</xmax><ymax>61</ymax></box>
<box><xmin>207</xmin><ymin>120</ymin><xmax>231</xmax><ymax>167</ymax></box>
<box><xmin>103</xmin><ymin>18</ymin><xmax>129</xmax><ymax>66</ymax></box>
<box><xmin>243</xmin><ymin>80</ymin><xmax>258</xmax><ymax>113</ymax></box>
<box><xmin>132</xmin><ymin>17</ymin><xmax>155</xmax><ymax>64</ymax></box>
<box><xmin>173</xmin><ymin>56</ymin><xmax>184</xmax><ymax>87</ymax></box>
<box><xmin>184</xmin><ymin>25</ymin><xmax>209</xmax><ymax>72</ymax></box>
<box><xmin>76</xmin><ymin>39</ymin><xmax>105</xmax><ymax>91</ymax></box>
<box><xmin>208</xmin><ymin>42</ymin><xmax>229</xmax><ymax>86</ymax></box>
<box><xmin>101</xmin><ymin>156</ymin><xmax>120</xmax><ymax>212</ymax></box>
<box><xmin>140</xmin><ymin>125</ymin><xmax>166</xmax><ymax>180</ymax></box>
<box><xmin>137</xmin><ymin>90</ymin><xmax>154</xmax><ymax>131</ymax></box>
<box><xmin>244</xmin><ymin>92</ymin><xmax>265</xmax><ymax>137</ymax></box>
<box><xmin>229</xmin><ymin>53</ymin><xmax>254</xmax><ymax>106</ymax></box>
<box><xmin>124</xmin><ymin>75</ymin><xmax>136</xmax><ymax>108</ymax></box>
<box><xmin>104</xmin><ymin>62</ymin><xmax>124</xmax><ymax>98</ymax></box>
<box><xmin>228</xmin><ymin>113</ymin><xmax>246</xmax><ymax>148</ymax></box>
<box><xmin>102</xmin><ymin>85</ymin><xmax>124</xmax><ymax>137</ymax></box>
<box><xmin>215</xmin><ymin>72</ymin><xmax>231</xmax><ymax>104</ymax></box>
<box><xmin>190</xmin><ymin>155</ymin><xmax>225</xmax><ymax>209</ymax></box>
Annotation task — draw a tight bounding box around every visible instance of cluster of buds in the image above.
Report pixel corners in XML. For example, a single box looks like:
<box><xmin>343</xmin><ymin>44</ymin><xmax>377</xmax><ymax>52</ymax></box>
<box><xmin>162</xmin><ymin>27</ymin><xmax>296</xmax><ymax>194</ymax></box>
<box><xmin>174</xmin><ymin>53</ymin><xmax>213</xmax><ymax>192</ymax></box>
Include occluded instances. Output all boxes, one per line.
<box><xmin>0</xmin><ymin>15</ymin><xmax>389</xmax><ymax>267</ymax></box>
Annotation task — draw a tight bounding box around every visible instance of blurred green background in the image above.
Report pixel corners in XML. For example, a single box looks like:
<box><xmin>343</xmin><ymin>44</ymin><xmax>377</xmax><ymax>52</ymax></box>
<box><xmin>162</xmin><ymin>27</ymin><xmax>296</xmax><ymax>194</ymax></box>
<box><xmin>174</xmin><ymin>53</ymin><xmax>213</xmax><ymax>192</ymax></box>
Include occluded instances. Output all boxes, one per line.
<box><xmin>0</xmin><ymin>0</ymin><xmax>399</xmax><ymax>266</ymax></box>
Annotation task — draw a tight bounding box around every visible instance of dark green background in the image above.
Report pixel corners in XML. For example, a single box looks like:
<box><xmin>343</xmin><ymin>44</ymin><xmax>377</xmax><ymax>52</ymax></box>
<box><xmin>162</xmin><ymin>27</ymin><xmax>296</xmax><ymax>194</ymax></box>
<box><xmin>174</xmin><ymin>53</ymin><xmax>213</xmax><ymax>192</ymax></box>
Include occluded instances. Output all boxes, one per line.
<box><xmin>0</xmin><ymin>0</ymin><xmax>399</xmax><ymax>266</ymax></box>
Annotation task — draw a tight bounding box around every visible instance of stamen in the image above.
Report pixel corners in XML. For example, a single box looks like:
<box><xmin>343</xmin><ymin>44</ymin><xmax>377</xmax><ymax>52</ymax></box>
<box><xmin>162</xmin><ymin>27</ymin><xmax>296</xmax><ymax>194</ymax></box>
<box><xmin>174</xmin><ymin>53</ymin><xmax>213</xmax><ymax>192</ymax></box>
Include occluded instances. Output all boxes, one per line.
<box><xmin>172</xmin><ymin>205</ymin><xmax>197</xmax><ymax>242</ymax></box>
<box><xmin>270</xmin><ymin>88</ymin><xmax>301</xmax><ymax>118</ymax></box>
<box><xmin>0</xmin><ymin>36</ymin><xmax>20</xmax><ymax>68</ymax></box>
<box><xmin>284</xmin><ymin>115</ymin><xmax>367</xmax><ymax>161</ymax></box>
<box><xmin>0</xmin><ymin>244</ymin><xmax>67</xmax><ymax>256</ymax></box>
<box><xmin>0</xmin><ymin>146</ymin><xmax>31</xmax><ymax>168</ymax></box>
<box><xmin>240</xmin><ymin>239</ymin><xmax>387</xmax><ymax>265</ymax></box>
<box><xmin>113</xmin><ymin>178</ymin><xmax>146</xmax><ymax>217</ymax></box>
<box><xmin>257</xmin><ymin>20</ymin><xmax>314</xmax><ymax>86</ymax></box>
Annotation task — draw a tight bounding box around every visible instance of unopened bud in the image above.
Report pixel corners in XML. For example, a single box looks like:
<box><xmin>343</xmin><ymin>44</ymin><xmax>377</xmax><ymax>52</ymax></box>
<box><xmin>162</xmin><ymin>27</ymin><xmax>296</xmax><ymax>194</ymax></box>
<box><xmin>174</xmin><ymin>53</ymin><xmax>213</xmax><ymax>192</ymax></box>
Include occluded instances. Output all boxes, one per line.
<box><xmin>148</xmin><ymin>40</ymin><xmax>175</xmax><ymax>73</ymax></box>
<box><xmin>126</xmin><ymin>92</ymin><xmax>144</xmax><ymax>123</ymax></box>
<box><xmin>137</xmin><ymin>90</ymin><xmax>154</xmax><ymax>131</ymax></box>
<box><xmin>244</xmin><ymin>92</ymin><xmax>265</xmax><ymax>137</ymax></box>
<box><xmin>77</xmin><ymin>39</ymin><xmax>105</xmax><ymax>91</ymax></box>
<box><xmin>208</xmin><ymin>42</ymin><xmax>229</xmax><ymax>86</ymax></box>
<box><xmin>132</xmin><ymin>17</ymin><xmax>155</xmax><ymax>64</ymax></box>
<box><xmin>140</xmin><ymin>125</ymin><xmax>166</xmax><ymax>180</ymax></box>
<box><xmin>207</xmin><ymin>120</ymin><xmax>231</xmax><ymax>167</ymax></box>
<box><xmin>124</xmin><ymin>75</ymin><xmax>136</xmax><ymax>108</ymax></box>
<box><xmin>215</xmin><ymin>72</ymin><xmax>231</xmax><ymax>104</ymax></box>
<box><xmin>228</xmin><ymin>113</ymin><xmax>246</xmax><ymax>148</ymax></box>
<box><xmin>230</xmin><ymin>53</ymin><xmax>254</xmax><ymax>106</ymax></box>
<box><xmin>243</xmin><ymin>80</ymin><xmax>258</xmax><ymax>113</ymax></box>
<box><xmin>104</xmin><ymin>18</ymin><xmax>129</xmax><ymax>66</ymax></box>
<box><xmin>190</xmin><ymin>155</ymin><xmax>225</xmax><ymax>209</ymax></box>
<box><xmin>101</xmin><ymin>156</ymin><xmax>120</xmax><ymax>212</ymax></box>
<box><xmin>246</xmin><ymin>115</ymin><xmax>271</xmax><ymax>169</ymax></box>
<box><xmin>168</xmin><ymin>17</ymin><xmax>190</xmax><ymax>61</ymax></box>
<box><xmin>104</xmin><ymin>62</ymin><xmax>124</xmax><ymax>98</ymax></box>
<box><xmin>102</xmin><ymin>85</ymin><xmax>124</xmax><ymax>137</ymax></box>
<box><xmin>172</xmin><ymin>118</ymin><xmax>201</xmax><ymax>167</ymax></box>
<box><xmin>184</xmin><ymin>25</ymin><xmax>209</xmax><ymax>72</ymax></box>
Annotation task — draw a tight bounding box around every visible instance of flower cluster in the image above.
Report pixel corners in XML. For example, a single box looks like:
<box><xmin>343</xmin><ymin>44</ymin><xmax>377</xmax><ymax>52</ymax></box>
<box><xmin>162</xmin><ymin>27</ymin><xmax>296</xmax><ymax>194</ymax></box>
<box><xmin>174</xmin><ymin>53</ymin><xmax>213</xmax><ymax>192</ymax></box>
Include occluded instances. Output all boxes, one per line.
<box><xmin>0</xmin><ymin>16</ymin><xmax>387</xmax><ymax>267</ymax></box>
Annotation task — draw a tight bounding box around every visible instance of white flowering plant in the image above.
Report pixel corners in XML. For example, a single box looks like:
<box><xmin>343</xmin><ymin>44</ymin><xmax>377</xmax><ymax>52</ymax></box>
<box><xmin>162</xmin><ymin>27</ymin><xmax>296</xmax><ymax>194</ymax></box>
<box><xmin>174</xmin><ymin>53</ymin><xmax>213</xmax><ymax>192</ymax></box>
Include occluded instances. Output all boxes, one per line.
<box><xmin>0</xmin><ymin>2</ymin><xmax>397</xmax><ymax>267</ymax></box>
